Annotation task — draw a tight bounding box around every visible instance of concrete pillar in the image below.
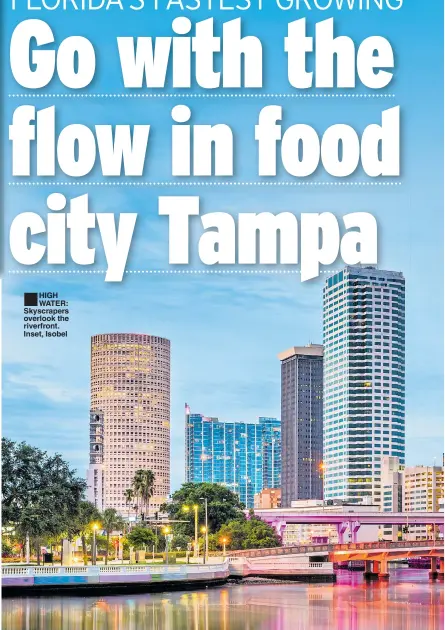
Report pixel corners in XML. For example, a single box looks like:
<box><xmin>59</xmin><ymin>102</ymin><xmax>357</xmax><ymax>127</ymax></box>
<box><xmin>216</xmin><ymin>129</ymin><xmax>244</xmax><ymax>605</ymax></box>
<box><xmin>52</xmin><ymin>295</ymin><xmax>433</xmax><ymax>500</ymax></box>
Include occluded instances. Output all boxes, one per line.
<box><xmin>378</xmin><ymin>558</ymin><xmax>389</xmax><ymax>580</ymax></box>
<box><xmin>62</xmin><ymin>540</ymin><xmax>72</xmax><ymax>566</ymax></box>
<box><xmin>272</xmin><ymin>520</ymin><xmax>286</xmax><ymax>541</ymax></box>
<box><xmin>429</xmin><ymin>557</ymin><xmax>438</xmax><ymax>580</ymax></box>
<box><xmin>25</xmin><ymin>534</ymin><xmax>30</xmax><ymax>564</ymax></box>
<box><xmin>363</xmin><ymin>559</ymin><xmax>378</xmax><ymax>580</ymax></box>
<box><xmin>350</xmin><ymin>521</ymin><xmax>361</xmax><ymax>544</ymax></box>
<box><xmin>337</xmin><ymin>522</ymin><xmax>348</xmax><ymax>545</ymax></box>
<box><xmin>437</xmin><ymin>558</ymin><xmax>444</xmax><ymax>580</ymax></box>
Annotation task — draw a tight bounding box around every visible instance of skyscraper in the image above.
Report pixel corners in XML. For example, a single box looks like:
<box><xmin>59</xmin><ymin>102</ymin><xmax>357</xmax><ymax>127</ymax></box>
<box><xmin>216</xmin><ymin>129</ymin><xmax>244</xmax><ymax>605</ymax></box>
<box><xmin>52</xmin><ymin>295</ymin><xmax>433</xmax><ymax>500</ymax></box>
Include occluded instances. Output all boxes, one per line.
<box><xmin>278</xmin><ymin>345</ymin><xmax>324</xmax><ymax>507</ymax></box>
<box><xmin>323</xmin><ymin>266</ymin><xmax>405</xmax><ymax>506</ymax></box>
<box><xmin>185</xmin><ymin>406</ymin><xmax>280</xmax><ymax>508</ymax></box>
<box><xmin>91</xmin><ymin>333</ymin><xmax>170</xmax><ymax>515</ymax></box>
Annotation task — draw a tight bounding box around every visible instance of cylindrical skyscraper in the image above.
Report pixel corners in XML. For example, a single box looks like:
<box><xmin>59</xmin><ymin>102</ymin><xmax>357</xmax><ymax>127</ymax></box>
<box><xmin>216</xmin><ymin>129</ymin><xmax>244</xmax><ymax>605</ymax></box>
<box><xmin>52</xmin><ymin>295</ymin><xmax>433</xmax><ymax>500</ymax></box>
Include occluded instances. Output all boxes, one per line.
<box><xmin>91</xmin><ymin>333</ymin><xmax>170</xmax><ymax>515</ymax></box>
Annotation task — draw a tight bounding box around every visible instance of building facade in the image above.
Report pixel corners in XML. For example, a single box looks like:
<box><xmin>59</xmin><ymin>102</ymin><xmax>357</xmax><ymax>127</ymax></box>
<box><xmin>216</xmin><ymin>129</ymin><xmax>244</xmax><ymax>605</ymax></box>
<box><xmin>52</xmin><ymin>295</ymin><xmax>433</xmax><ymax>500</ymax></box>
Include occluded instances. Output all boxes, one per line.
<box><xmin>323</xmin><ymin>266</ymin><xmax>406</xmax><ymax>506</ymax></box>
<box><xmin>185</xmin><ymin>406</ymin><xmax>280</xmax><ymax>508</ymax></box>
<box><xmin>90</xmin><ymin>333</ymin><xmax>170</xmax><ymax>515</ymax></box>
<box><xmin>86</xmin><ymin>410</ymin><xmax>105</xmax><ymax>511</ymax></box>
<box><xmin>403</xmin><ymin>464</ymin><xmax>444</xmax><ymax>540</ymax></box>
<box><xmin>381</xmin><ymin>455</ymin><xmax>404</xmax><ymax>541</ymax></box>
<box><xmin>254</xmin><ymin>488</ymin><xmax>281</xmax><ymax>509</ymax></box>
<box><xmin>278</xmin><ymin>345</ymin><xmax>324</xmax><ymax>508</ymax></box>
<box><xmin>261</xmin><ymin>416</ymin><xmax>282</xmax><ymax>490</ymax></box>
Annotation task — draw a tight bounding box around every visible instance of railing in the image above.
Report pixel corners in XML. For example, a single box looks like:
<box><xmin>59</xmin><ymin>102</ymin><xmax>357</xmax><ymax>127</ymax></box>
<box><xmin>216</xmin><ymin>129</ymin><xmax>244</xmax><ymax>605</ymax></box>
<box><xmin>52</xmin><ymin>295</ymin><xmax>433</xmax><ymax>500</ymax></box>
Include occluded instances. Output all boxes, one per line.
<box><xmin>2</xmin><ymin>563</ymin><xmax>228</xmax><ymax>578</ymax></box>
<box><xmin>335</xmin><ymin>540</ymin><xmax>443</xmax><ymax>552</ymax></box>
<box><xmin>229</xmin><ymin>539</ymin><xmax>443</xmax><ymax>558</ymax></box>
<box><xmin>228</xmin><ymin>558</ymin><xmax>334</xmax><ymax>576</ymax></box>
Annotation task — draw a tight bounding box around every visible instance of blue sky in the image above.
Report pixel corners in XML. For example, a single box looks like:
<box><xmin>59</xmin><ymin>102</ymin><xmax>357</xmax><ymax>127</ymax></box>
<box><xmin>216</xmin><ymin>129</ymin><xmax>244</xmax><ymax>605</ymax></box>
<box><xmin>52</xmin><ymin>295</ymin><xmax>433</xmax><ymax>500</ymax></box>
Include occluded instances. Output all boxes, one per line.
<box><xmin>3</xmin><ymin>1</ymin><xmax>444</xmax><ymax>491</ymax></box>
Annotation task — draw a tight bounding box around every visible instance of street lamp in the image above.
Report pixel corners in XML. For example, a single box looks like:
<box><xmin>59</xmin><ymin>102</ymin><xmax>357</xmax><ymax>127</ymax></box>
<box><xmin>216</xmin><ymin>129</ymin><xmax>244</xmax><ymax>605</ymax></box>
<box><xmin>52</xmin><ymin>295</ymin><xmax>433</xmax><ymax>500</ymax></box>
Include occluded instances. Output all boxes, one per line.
<box><xmin>201</xmin><ymin>526</ymin><xmax>207</xmax><ymax>564</ymax></box>
<box><xmin>163</xmin><ymin>526</ymin><xmax>171</xmax><ymax>565</ymax></box>
<box><xmin>200</xmin><ymin>497</ymin><xmax>209</xmax><ymax>564</ymax></box>
<box><xmin>183</xmin><ymin>504</ymin><xmax>199</xmax><ymax>558</ymax></box>
<box><xmin>220</xmin><ymin>537</ymin><xmax>228</xmax><ymax>557</ymax></box>
<box><xmin>92</xmin><ymin>523</ymin><xmax>100</xmax><ymax>566</ymax></box>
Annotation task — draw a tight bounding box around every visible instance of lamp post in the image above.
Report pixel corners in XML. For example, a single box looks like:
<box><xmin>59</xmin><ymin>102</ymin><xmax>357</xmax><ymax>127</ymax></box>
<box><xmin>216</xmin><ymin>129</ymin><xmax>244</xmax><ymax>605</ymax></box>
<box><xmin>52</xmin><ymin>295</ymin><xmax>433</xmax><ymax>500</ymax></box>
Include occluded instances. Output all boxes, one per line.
<box><xmin>183</xmin><ymin>504</ymin><xmax>199</xmax><ymax>558</ymax></box>
<box><xmin>200</xmin><ymin>497</ymin><xmax>209</xmax><ymax>564</ymax></box>
<box><xmin>201</xmin><ymin>527</ymin><xmax>207</xmax><ymax>564</ymax></box>
<box><xmin>163</xmin><ymin>526</ymin><xmax>171</xmax><ymax>565</ymax></box>
<box><xmin>92</xmin><ymin>523</ymin><xmax>99</xmax><ymax>566</ymax></box>
<box><xmin>221</xmin><ymin>537</ymin><xmax>228</xmax><ymax>557</ymax></box>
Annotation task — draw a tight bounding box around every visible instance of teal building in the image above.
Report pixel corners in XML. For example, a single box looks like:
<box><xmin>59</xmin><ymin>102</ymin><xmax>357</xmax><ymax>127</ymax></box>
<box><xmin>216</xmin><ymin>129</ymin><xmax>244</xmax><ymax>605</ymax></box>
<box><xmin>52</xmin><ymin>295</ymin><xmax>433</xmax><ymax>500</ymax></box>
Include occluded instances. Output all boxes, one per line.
<box><xmin>185</xmin><ymin>406</ymin><xmax>281</xmax><ymax>508</ymax></box>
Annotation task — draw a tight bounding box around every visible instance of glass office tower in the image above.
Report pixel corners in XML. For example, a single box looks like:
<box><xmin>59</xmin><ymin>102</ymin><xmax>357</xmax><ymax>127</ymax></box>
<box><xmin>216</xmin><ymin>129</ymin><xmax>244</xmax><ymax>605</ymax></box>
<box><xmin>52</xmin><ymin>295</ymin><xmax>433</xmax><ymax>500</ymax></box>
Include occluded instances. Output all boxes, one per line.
<box><xmin>323</xmin><ymin>266</ymin><xmax>405</xmax><ymax>506</ymax></box>
<box><xmin>260</xmin><ymin>417</ymin><xmax>282</xmax><ymax>490</ymax></box>
<box><xmin>185</xmin><ymin>406</ymin><xmax>280</xmax><ymax>508</ymax></box>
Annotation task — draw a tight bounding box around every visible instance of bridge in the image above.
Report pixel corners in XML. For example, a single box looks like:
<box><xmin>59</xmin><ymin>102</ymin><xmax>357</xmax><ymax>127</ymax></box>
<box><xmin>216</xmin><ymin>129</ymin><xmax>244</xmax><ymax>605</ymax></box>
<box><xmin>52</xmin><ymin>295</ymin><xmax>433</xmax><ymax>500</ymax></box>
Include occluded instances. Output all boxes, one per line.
<box><xmin>253</xmin><ymin>509</ymin><xmax>444</xmax><ymax>543</ymax></box>
<box><xmin>229</xmin><ymin>539</ymin><xmax>444</xmax><ymax>580</ymax></box>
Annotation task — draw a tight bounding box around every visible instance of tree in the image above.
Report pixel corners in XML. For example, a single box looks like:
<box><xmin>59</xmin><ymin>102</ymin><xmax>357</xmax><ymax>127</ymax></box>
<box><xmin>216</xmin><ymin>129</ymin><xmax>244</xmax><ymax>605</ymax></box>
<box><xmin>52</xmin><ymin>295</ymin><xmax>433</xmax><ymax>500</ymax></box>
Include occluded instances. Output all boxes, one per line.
<box><xmin>127</xmin><ymin>526</ymin><xmax>157</xmax><ymax>550</ymax></box>
<box><xmin>2</xmin><ymin>439</ymin><xmax>86</xmax><ymax>565</ymax></box>
<box><xmin>86</xmin><ymin>533</ymin><xmax>113</xmax><ymax>558</ymax></box>
<box><xmin>132</xmin><ymin>470</ymin><xmax>145</xmax><ymax>517</ymax></box>
<box><xmin>131</xmin><ymin>469</ymin><xmax>155</xmax><ymax>519</ymax></box>
<box><xmin>162</xmin><ymin>483</ymin><xmax>244</xmax><ymax>539</ymax></box>
<box><xmin>139</xmin><ymin>470</ymin><xmax>155</xmax><ymax>518</ymax></box>
<box><xmin>70</xmin><ymin>501</ymin><xmax>101</xmax><ymax>565</ymax></box>
<box><xmin>124</xmin><ymin>488</ymin><xmax>134</xmax><ymax>520</ymax></box>
<box><xmin>217</xmin><ymin>516</ymin><xmax>281</xmax><ymax>551</ymax></box>
<box><xmin>2</xmin><ymin>540</ymin><xmax>15</xmax><ymax>558</ymax></box>
<box><xmin>101</xmin><ymin>508</ymin><xmax>125</xmax><ymax>565</ymax></box>
<box><xmin>171</xmin><ymin>533</ymin><xmax>191</xmax><ymax>551</ymax></box>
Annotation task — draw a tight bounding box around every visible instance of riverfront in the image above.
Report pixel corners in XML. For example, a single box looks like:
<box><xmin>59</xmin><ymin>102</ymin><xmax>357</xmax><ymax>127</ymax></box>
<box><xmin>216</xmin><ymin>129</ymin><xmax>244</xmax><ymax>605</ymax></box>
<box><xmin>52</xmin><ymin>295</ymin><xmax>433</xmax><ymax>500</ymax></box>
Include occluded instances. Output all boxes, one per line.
<box><xmin>2</xmin><ymin>570</ymin><xmax>443</xmax><ymax>630</ymax></box>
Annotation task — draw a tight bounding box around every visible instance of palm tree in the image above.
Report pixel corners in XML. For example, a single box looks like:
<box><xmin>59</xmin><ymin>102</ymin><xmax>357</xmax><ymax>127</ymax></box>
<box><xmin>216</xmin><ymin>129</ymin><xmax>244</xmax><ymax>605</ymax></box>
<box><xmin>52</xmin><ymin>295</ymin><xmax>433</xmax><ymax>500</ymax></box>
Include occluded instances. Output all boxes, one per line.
<box><xmin>101</xmin><ymin>508</ymin><xmax>125</xmax><ymax>565</ymax></box>
<box><xmin>139</xmin><ymin>470</ymin><xmax>156</xmax><ymax>519</ymax></box>
<box><xmin>132</xmin><ymin>470</ymin><xmax>145</xmax><ymax>519</ymax></box>
<box><xmin>124</xmin><ymin>488</ymin><xmax>134</xmax><ymax>522</ymax></box>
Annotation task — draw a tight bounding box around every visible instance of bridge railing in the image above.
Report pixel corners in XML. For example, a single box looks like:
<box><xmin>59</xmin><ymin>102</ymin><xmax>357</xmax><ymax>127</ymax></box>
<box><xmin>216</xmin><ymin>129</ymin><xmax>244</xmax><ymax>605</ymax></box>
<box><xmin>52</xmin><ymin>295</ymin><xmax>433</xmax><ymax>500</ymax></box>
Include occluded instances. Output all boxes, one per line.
<box><xmin>334</xmin><ymin>540</ymin><xmax>443</xmax><ymax>552</ymax></box>
<box><xmin>229</xmin><ymin>539</ymin><xmax>442</xmax><ymax>558</ymax></box>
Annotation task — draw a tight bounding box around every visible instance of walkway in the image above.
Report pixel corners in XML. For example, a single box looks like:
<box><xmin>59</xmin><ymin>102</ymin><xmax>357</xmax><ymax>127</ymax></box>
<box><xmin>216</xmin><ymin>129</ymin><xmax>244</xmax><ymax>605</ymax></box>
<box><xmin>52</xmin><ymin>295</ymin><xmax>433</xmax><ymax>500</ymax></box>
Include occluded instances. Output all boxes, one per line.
<box><xmin>2</xmin><ymin>563</ymin><xmax>229</xmax><ymax>595</ymax></box>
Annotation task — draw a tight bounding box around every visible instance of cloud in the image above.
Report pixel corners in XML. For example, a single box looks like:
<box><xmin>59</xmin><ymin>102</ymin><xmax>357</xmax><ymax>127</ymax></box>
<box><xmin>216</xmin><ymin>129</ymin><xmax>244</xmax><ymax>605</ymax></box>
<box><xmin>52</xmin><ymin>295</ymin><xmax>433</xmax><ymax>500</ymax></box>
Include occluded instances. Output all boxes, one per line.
<box><xmin>5</xmin><ymin>366</ymin><xmax>85</xmax><ymax>404</ymax></box>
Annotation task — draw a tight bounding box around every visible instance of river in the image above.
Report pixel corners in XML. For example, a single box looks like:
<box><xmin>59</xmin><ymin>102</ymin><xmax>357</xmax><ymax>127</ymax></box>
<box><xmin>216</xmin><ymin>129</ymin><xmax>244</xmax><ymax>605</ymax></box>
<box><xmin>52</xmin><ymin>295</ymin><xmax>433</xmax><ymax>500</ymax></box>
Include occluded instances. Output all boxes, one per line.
<box><xmin>2</xmin><ymin>569</ymin><xmax>443</xmax><ymax>630</ymax></box>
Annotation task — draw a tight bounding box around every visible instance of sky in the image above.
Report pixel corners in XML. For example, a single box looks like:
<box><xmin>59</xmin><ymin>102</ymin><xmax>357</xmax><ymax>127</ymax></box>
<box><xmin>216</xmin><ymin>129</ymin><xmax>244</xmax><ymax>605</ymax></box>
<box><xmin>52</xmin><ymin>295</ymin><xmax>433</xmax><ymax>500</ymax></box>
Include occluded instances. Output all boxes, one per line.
<box><xmin>2</xmin><ymin>0</ymin><xmax>444</xmax><ymax>492</ymax></box>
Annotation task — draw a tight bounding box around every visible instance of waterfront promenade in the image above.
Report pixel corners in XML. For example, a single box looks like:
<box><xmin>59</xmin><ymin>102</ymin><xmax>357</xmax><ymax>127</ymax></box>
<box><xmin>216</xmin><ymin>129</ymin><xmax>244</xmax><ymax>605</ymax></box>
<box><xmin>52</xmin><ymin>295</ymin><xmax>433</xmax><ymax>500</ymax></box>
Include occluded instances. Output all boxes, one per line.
<box><xmin>2</xmin><ymin>557</ymin><xmax>337</xmax><ymax>594</ymax></box>
<box><xmin>2</xmin><ymin>562</ymin><xmax>229</xmax><ymax>595</ymax></box>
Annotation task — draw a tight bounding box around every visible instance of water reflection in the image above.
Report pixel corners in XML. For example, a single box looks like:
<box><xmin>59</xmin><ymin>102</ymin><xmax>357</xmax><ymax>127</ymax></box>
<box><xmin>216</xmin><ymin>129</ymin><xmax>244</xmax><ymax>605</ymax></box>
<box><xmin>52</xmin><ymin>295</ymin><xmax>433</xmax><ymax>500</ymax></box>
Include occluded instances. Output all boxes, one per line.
<box><xmin>2</xmin><ymin>570</ymin><xmax>443</xmax><ymax>630</ymax></box>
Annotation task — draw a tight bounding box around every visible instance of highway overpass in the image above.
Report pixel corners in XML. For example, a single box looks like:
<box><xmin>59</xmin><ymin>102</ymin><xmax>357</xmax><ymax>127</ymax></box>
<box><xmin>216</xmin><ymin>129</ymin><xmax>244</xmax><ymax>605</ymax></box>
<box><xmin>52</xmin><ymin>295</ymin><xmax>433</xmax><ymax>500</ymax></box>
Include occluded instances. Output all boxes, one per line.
<box><xmin>253</xmin><ymin>510</ymin><xmax>444</xmax><ymax>543</ymax></box>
